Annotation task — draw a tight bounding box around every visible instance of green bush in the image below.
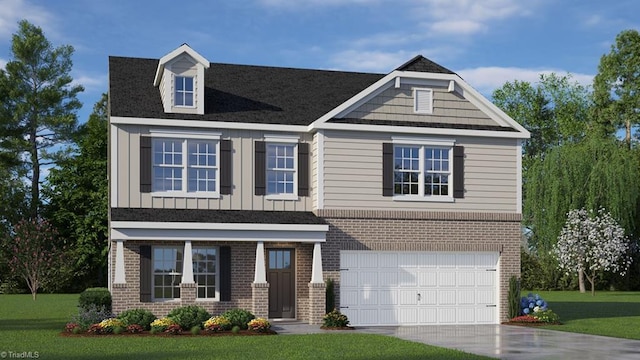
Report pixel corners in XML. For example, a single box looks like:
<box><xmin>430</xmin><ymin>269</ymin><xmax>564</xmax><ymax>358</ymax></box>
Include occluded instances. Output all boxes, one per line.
<box><xmin>325</xmin><ymin>278</ymin><xmax>335</xmax><ymax>313</ymax></box>
<box><xmin>117</xmin><ymin>308</ymin><xmax>157</xmax><ymax>330</ymax></box>
<box><xmin>167</xmin><ymin>305</ymin><xmax>211</xmax><ymax>330</ymax></box>
<box><xmin>71</xmin><ymin>304</ymin><xmax>113</xmax><ymax>330</ymax></box>
<box><xmin>79</xmin><ymin>287</ymin><xmax>112</xmax><ymax>311</ymax></box>
<box><xmin>323</xmin><ymin>309</ymin><xmax>350</xmax><ymax>328</ymax></box>
<box><xmin>221</xmin><ymin>308</ymin><xmax>255</xmax><ymax>330</ymax></box>
<box><xmin>508</xmin><ymin>276</ymin><xmax>520</xmax><ymax>319</ymax></box>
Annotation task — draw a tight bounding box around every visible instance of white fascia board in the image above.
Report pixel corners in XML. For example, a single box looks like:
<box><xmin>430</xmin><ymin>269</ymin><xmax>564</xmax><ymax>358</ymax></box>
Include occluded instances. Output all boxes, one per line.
<box><xmin>111</xmin><ymin>221</ymin><xmax>328</xmax><ymax>232</ymax></box>
<box><xmin>111</xmin><ymin>228</ymin><xmax>327</xmax><ymax>243</ymax></box>
<box><xmin>315</xmin><ymin>122</ymin><xmax>530</xmax><ymax>139</ymax></box>
<box><xmin>154</xmin><ymin>44</ymin><xmax>210</xmax><ymax>86</ymax></box>
<box><xmin>110</xmin><ymin>123</ymin><xmax>118</xmax><ymax>208</ymax></box>
<box><xmin>516</xmin><ymin>139</ymin><xmax>523</xmax><ymax>214</ymax></box>
<box><xmin>110</xmin><ymin>116</ymin><xmax>308</xmax><ymax>133</ymax></box>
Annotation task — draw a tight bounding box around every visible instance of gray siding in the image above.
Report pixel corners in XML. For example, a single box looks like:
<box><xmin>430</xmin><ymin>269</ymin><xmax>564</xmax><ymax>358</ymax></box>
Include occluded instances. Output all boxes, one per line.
<box><xmin>347</xmin><ymin>84</ymin><xmax>500</xmax><ymax>127</ymax></box>
<box><xmin>112</xmin><ymin>124</ymin><xmax>313</xmax><ymax>211</ymax></box>
<box><xmin>321</xmin><ymin>130</ymin><xmax>518</xmax><ymax>212</ymax></box>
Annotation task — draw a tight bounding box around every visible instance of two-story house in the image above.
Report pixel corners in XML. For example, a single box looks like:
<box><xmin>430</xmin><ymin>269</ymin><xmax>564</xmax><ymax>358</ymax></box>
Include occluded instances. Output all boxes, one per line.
<box><xmin>108</xmin><ymin>44</ymin><xmax>529</xmax><ymax>326</ymax></box>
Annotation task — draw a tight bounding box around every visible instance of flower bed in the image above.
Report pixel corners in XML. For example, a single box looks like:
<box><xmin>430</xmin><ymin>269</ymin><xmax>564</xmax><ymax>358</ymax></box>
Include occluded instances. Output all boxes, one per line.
<box><xmin>504</xmin><ymin>293</ymin><xmax>561</xmax><ymax>326</ymax></box>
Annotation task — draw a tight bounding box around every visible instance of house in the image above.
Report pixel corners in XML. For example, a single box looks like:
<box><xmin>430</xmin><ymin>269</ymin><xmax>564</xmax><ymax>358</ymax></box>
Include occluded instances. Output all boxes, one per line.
<box><xmin>108</xmin><ymin>44</ymin><xmax>530</xmax><ymax>326</ymax></box>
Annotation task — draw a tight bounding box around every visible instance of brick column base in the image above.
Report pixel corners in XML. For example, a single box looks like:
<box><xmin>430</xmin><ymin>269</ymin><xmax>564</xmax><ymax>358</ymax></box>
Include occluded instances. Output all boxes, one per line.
<box><xmin>308</xmin><ymin>282</ymin><xmax>326</xmax><ymax>325</ymax></box>
<box><xmin>110</xmin><ymin>283</ymin><xmax>132</xmax><ymax>315</ymax></box>
<box><xmin>180</xmin><ymin>283</ymin><xmax>197</xmax><ymax>305</ymax></box>
<box><xmin>252</xmin><ymin>283</ymin><xmax>270</xmax><ymax>319</ymax></box>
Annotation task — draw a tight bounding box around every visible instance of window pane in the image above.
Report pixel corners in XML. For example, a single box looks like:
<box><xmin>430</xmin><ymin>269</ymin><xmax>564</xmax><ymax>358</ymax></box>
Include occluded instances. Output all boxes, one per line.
<box><xmin>176</xmin><ymin>77</ymin><xmax>184</xmax><ymax>90</ymax></box>
<box><xmin>184</xmin><ymin>93</ymin><xmax>193</xmax><ymax>106</ymax></box>
<box><xmin>184</xmin><ymin>77</ymin><xmax>193</xmax><ymax>91</ymax></box>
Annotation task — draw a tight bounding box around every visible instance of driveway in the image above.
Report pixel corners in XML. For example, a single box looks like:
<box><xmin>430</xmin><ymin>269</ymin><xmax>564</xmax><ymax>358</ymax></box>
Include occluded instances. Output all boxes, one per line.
<box><xmin>272</xmin><ymin>323</ymin><xmax>640</xmax><ymax>359</ymax></box>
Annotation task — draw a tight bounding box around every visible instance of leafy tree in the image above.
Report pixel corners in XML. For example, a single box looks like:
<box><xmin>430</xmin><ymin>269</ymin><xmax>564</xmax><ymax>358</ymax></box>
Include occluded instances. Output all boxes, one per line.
<box><xmin>43</xmin><ymin>94</ymin><xmax>108</xmax><ymax>290</ymax></box>
<box><xmin>0</xmin><ymin>20</ymin><xmax>83</xmax><ymax>219</ymax></box>
<box><xmin>593</xmin><ymin>29</ymin><xmax>640</xmax><ymax>146</ymax></box>
<box><xmin>4</xmin><ymin>218</ymin><xmax>67</xmax><ymax>300</ymax></box>
<box><xmin>554</xmin><ymin>208</ymin><xmax>632</xmax><ymax>295</ymax></box>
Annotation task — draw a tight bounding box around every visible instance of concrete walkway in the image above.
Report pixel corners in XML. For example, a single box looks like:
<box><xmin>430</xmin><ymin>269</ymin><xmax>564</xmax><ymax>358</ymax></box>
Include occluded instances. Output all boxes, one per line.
<box><xmin>271</xmin><ymin>323</ymin><xmax>640</xmax><ymax>360</ymax></box>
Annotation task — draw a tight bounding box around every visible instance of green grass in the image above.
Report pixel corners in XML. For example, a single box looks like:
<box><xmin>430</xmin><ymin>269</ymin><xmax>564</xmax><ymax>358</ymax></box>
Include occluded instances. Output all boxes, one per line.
<box><xmin>527</xmin><ymin>291</ymin><xmax>640</xmax><ymax>340</ymax></box>
<box><xmin>0</xmin><ymin>294</ymin><xmax>491</xmax><ymax>360</ymax></box>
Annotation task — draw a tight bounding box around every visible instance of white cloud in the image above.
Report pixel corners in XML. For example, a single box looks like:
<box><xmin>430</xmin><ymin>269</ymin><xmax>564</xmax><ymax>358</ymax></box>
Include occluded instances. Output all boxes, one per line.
<box><xmin>258</xmin><ymin>0</ymin><xmax>379</xmax><ymax>8</ymax></box>
<box><xmin>0</xmin><ymin>0</ymin><xmax>54</xmax><ymax>40</ymax></box>
<box><xmin>329</xmin><ymin>47</ymin><xmax>459</xmax><ymax>73</ymax></box>
<box><xmin>429</xmin><ymin>20</ymin><xmax>485</xmax><ymax>35</ymax></box>
<box><xmin>458</xmin><ymin>66</ymin><xmax>594</xmax><ymax>96</ymax></box>
<box><xmin>72</xmin><ymin>72</ymin><xmax>108</xmax><ymax>93</ymax></box>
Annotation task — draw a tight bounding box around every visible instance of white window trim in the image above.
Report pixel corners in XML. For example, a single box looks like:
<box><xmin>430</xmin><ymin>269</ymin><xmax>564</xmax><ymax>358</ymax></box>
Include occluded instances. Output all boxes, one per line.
<box><xmin>413</xmin><ymin>87</ymin><xmax>433</xmax><ymax>114</ymax></box>
<box><xmin>192</xmin><ymin>246</ymin><xmax>220</xmax><ymax>301</ymax></box>
<box><xmin>174</xmin><ymin>75</ymin><xmax>196</xmax><ymax>108</ymax></box>
<box><xmin>152</xmin><ymin>246</ymin><xmax>183</xmax><ymax>302</ymax></box>
<box><xmin>391</xmin><ymin>140</ymin><xmax>454</xmax><ymax>202</ymax></box>
<box><xmin>150</xmin><ymin>131</ymin><xmax>222</xmax><ymax>198</ymax></box>
<box><xmin>265</xmin><ymin>141</ymin><xmax>299</xmax><ymax>200</ymax></box>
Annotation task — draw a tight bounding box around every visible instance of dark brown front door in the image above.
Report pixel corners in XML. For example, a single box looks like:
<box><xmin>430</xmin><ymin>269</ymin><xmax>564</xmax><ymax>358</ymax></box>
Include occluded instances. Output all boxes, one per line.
<box><xmin>267</xmin><ymin>249</ymin><xmax>295</xmax><ymax>318</ymax></box>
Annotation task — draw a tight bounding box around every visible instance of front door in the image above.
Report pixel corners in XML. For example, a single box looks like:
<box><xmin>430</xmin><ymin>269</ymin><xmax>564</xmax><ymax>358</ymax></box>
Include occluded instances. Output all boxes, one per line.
<box><xmin>267</xmin><ymin>249</ymin><xmax>295</xmax><ymax>318</ymax></box>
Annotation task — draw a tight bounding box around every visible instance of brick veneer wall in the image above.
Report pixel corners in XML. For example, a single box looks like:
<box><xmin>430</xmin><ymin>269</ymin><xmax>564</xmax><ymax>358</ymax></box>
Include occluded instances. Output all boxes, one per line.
<box><xmin>316</xmin><ymin>209</ymin><xmax>521</xmax><ymax>323</ymax></box>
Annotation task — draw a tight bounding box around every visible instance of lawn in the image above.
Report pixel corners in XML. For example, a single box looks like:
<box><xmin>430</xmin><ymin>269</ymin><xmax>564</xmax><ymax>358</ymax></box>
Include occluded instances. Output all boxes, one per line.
<box><xmin>0</xmin><ymin>294</ymin><xmax>491</xmax><ymax>360</ymax></box>
<box><xmin>527</xmin><ymin>291</ymin><xmax>640</xmax><ymax>340</ymax></box>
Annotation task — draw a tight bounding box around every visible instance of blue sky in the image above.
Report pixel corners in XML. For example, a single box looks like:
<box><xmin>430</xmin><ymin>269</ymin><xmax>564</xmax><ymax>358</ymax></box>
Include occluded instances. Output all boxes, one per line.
<box><xmin>0</xmin><ymin>0</ymin><xmax>638</xmax><ymax>124</ymax></box>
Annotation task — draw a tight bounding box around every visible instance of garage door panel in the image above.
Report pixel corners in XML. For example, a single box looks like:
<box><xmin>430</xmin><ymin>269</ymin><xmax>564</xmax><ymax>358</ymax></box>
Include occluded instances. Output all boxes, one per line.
<box><xmin>340</xmin><ymin>251</ymin><xmax>499</xmax><ymax>326</ymax></box>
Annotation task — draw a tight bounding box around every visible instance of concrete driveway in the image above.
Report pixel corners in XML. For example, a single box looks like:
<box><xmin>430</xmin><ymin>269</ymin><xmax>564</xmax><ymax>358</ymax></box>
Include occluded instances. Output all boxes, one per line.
<box><xmin>273</xmin><ymin>323</ymin><xmax>640</xmax><ymax>359</ymax></box>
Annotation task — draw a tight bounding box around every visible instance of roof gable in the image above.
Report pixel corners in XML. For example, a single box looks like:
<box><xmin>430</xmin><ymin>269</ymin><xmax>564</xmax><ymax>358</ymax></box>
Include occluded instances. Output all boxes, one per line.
<box><xmin>395</xmin><ymin>55</ymin><xmax>456</xmax><ymax>75</ymax></box>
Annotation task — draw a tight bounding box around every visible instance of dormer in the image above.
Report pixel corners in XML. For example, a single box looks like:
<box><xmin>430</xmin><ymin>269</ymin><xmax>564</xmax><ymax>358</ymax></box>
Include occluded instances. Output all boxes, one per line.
<box><xmin>153</xmin><ymin>44</ymin><xmax>209</xmax><ymax>115</ymax></box>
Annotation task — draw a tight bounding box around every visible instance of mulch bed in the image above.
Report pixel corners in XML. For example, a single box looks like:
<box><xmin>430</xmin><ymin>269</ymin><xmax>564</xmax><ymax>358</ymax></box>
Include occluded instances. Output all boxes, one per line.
<box><xmin>501</xmin><ymin>321</ymin><xmax>562</xmax><ymax>327</ymax></box>
<box><xmin>60</xmin><ymin>329</ymin><xmax>278</xmax><ymax>337</ymax></box>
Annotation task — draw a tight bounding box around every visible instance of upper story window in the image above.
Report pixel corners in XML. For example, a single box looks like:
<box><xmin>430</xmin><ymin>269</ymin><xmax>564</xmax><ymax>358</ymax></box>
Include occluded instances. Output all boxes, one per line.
<box><xmin>393</xmin><ymin>145</ymin><xmax>451</xmax><ymax>198</ymax></box>
<box><xmin>152</xmin><ymin>138</ymin><xmax>218</xmax><ymax>194</ymax></box>
<box><xmin>175</xmin><ymin>76</ymin><xmax>194</xmax><ymax>107</ymax></box>
<box><xmin>266</xmin><ymin>143</ymin><xmax>296</xmax><ymax>195</ymax></box>
<box><xmin>414</xmin><ymin>88</ymin><xmax>433</xmax><ymax>114</ymax></box>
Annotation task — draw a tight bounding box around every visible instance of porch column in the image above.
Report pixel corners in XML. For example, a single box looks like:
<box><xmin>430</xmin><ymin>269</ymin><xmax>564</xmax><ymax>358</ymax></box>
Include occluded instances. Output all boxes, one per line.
<box><xmin>181</xmin><ymin>240</ymin><xmax>194</xmax><ymax>284</ymax></box>
<box><xmin>254</xmin><ymin>241</ymin><xmax>267</xmax><ymax>283</ymax></box>
<box><xmin>311</xmin><ymin>242</ymin><xmax>323</xmax><ymax>283</ymax></box>
<box><xmin>252</xmin><ymin>241</ymin><xmax>269</xmax><ymax>319</ymax></box>
<box><xmin>114</xmin><ymin>239</ymin><xmax>126</xmax><ymax>284</ymax></box>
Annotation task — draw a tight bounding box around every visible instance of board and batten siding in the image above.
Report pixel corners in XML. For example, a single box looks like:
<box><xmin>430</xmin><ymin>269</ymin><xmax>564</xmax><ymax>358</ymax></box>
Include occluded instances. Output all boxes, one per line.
<box><xmin>321</xmin><ymin>130</ymin><xmax>518</xmax><ymax>212</ymax></box>
<box><xmin>113</xmin><ymin>124</ymin><xmax>313</xmax><ymax>211</ymax></box>
<box><xmin>347</xmin><ymin>84</ymin><xmax>500</xmax><ymax>128</ymax></box>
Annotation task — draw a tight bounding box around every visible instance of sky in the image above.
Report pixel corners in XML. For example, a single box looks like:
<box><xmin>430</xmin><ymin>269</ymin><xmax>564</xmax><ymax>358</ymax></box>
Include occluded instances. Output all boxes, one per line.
<box><xmin>0</xmin><ymin>0</ymin><xmax>638</xmax><ymax>124</ymax></box>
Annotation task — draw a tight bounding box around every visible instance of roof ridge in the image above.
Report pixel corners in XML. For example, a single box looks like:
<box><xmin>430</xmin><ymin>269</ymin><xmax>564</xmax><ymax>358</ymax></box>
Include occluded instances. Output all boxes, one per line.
<box><xmin>395</xmin><ymin>55</ymin><xmax>456</xmax><ymax>75</ymax></box>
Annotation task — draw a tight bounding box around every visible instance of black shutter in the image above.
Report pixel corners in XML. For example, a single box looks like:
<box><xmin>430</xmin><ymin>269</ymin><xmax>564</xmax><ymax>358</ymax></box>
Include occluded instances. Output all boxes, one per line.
<box><xmin>219</xmin><ymin>246</ymin><xmax>231</xmax><ymax>301</ymax></box>
<box><xmin>298</xmin><ymin>142</ymin><xmax>309</xmax><ymax>197</ymax></box>
<box><xmin>139</xmin><ymin>245</ymin><xmax>152</xmax><ymax>302</ymax></box>
<box><xmin>453</xmin><ymin>145</ymin><xmax>464</xmax><ymax>199</ymax></box>
<box><xmin>254</xmin><ymin>141</ymin><xmax>266</xmax><ymax>195</ymax></box>
<box><xmin>220</xmin><ymin>140</ymin><xmax>232</xmax><ymax>195</ymax></box>
<box><xmin>382</xmin><ymin>143</ymin><xmax>394</xmax><ymax>197</ymax></box>
<box><xmin>140</xmin><ymin>136</ymin><xmax>152</xmax><ymax>193</ymax></box>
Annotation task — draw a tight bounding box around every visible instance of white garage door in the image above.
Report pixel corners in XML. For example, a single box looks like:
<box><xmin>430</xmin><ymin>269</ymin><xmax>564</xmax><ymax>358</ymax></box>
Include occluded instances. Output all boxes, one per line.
<box><xmin>340</xmin><ymin>251</ymin><xmax>499</xmax><ymax>326</ymax></box>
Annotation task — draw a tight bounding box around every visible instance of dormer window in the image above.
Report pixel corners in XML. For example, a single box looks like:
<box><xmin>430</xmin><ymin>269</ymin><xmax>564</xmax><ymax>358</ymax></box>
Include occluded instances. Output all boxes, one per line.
<box><xmin>175</xmin><ymin>76</ymin><xmax>194</xmax><ymax>107</ymax></box>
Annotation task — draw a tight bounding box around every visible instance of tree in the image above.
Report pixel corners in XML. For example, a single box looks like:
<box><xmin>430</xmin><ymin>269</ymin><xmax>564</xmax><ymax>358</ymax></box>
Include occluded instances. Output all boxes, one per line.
<box><xmin>4</xmin><ymin>218</ymin><xmax>67</xmax><ymax>300</ymax></box>
<box><xmin>0</xmin><ymin>20</ymin><xmax>83</xmax><ymax>219</ymax></box>
<box><xmin>554</xmin><ymin>208</ymin><xmax>632</xmax><ymax>295</ymax></box>
<box><xmin>593</xmin><ymin>29</ymin><xmax>640</xmax><ymax>146</ymax></box>
<box><xmin>43</xmin><ymin>94</ymin><xmax>108</xmax><ymax>290</ymax></box>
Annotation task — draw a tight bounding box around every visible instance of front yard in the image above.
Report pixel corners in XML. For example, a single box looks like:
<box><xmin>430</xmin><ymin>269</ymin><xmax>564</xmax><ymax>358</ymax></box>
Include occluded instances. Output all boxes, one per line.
<box><xmin>0</xmin><ymin>294</ymin><xmax>490</xmax><ymax>360</ymax></box>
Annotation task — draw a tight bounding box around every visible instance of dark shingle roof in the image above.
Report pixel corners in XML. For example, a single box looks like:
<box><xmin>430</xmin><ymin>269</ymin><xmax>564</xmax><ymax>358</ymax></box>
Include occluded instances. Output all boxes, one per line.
<box><xmin>328</xmin><ymin>118</ymin><xmax>517</xmax><ymax>132</ymax></box>
<box><xmin>109</xmin><ymin>54</ymin><xmax>458</xmax><ymax>125</ymax></box>
<box><xmin>111</xmin><ymin>208</ymin><xmax>326</xmax><ymax>225</ymax></box>
<box><xmin>395</xmin><ymin>55</ymin><xmax>456</xmax><ymax>74</ymax></box>
<box><xmin>109</xmin><ymin>57</ymin><xmax>384</xmax><ymax>125</ymax></box>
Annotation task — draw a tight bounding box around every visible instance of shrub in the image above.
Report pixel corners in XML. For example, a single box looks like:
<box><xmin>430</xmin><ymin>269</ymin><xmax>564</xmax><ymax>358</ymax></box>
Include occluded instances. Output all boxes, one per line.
<box><xmin>165</xmin><ymin>324</ymin><xmax>182</xmax><ymax>335</ymax></box>
<box><xmin>113</xmin><ymin>326</ymin><xmax>124</xmax><ymax>335</ymax></box>
<box><xmin>167</xmin><ymin>305</ymin><xmax>211</xmax><ymax>330</ymax></box>
<box><xmin>150</xmin><ymin>317</ymin><xmax>175</xmax><ymax>332</ymax></box>
<box><xmin>99</xmin><ymin>318</ymin><xmax>125</xmax><ymax>333</ymax></box>
<box><xmin>231</xmin><ymin>325</ymin><xmax>240</xmax><ymax>334</ymax></box>
<box><xmin>323</xmin><ymin>309</ymin><xmax>349</xmax><ymax>328</ymax></box>
<box><xmin>221</xmin><ymin>308</ymin><xmax>255</xmax><ymax>330</ymax></box>
<box><xmin>87</xmin><ymin>323</ymin><xmax>103</xmax><ymax>334</ymax></box>
<box><xmin>520</xmin><ymin>293</ymin><xmax>548</xmax><ymax>315</ymax></box>
<box><xmin>65</xmin><ymin>322</ymin><xmax>80</xmax><ymax>333</ymax></box>
<box><xmin>126</xmin><ymin>324</ymin><xmax>144</xmax><ymax>334</ymax></box>
<box><xmin>190</xmin><ymin>325</ymin><xmax>201</xmax><ymax>335</ymax></box>
<box><xmin>532</xmin><ymin>309</ymin><xmax>560</xmax><ymax>323</ymax></box>
<box><xmin>508</xmin><ymin>276</ymin><xmax>520</xmax><ymax>319</ymax></box>
<box><xmin>247</xmin><ymin>318</ymin><xmax>271</xmax><ymax>332</ymax></box>
<box><xmin>117</xmin><ymin>308</ymin><xmax>157</xmax><ymax>330</ymax></box>
<box><xmin>326</xmin><ymin>278</ymin><xmax>335</xmax><ymax>313</ymax></box>
<box><xmin>71</xmin><ymin>304</ymin><xmax>113</xmax><ymax>330</ymax></box>
<box><xmin>204</xmin><ymin>316</ymin><xmax>232</xmax><ymax>332</ymax></box>
<box><xmin>79</xmin><ymin>287</ymin><xmax>112</xmax><ymax>311</ymax></box>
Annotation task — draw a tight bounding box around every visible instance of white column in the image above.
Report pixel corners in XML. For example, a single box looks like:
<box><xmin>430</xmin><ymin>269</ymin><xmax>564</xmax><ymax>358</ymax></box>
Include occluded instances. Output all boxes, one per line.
<box><xmin>311</xmin><ymin>242</ymin><xmax>324</xmax><ymax>284</ymax></box>
<box><xmin>181</xmin><ymin>240</ymin><xmax>194</xmax><ymax>284</ymax></box>
<box><xmin>254</xmin><ymin>241</ymin><xmax>267</xmax><ymax>283</ymax></box>
<box><xmin>114</xmin><ymin>240</ymin><xmax>126</xmax><ymax>284</ymax></box>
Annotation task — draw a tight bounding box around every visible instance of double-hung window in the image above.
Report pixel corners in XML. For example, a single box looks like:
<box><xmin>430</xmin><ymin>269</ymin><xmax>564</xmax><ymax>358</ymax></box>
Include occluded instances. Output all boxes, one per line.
<box><xmin>175</xmin><ymin>76</ymin><xmax>194</xmax><ymax>107</ymax></box>
<box><xmin>152</xmin><ymin>136</ymin><xmax>219</xmax><ymax>195</ymax></box>
<box><xmin>192</xmin><ymin>247</ymin><xmax>218</xmax><ymax>300</ymax></box>
<box><xmin>152</xmin><ymin>246</ymin><xmax>218</xmax><ymax>301</ymax></box>
<box><xmin>266</xmin><ymin>143</ymin><xmax>297</xmax><ymax>196</ymax></box>
<box><xmin>393</xmin><ymin>140</ymin><xmax>453</xmax><ymax>199</ymax></box>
